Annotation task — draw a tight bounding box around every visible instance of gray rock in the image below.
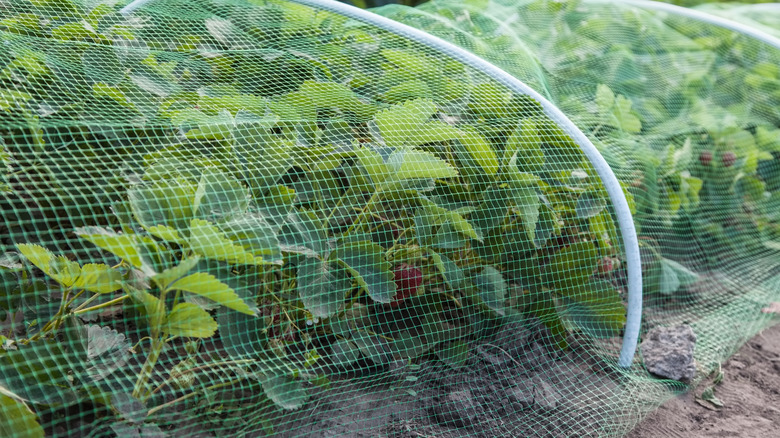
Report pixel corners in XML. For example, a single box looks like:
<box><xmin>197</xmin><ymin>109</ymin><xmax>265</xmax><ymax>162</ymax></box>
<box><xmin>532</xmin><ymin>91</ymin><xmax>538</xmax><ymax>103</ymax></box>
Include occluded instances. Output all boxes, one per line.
<box><xmin>506</xmin><ymin>379</ymin><xmax>535</xmax><ymax>409</ymax></box>
<box><xmin>532</xmin><ymin>377</ymin><xmax>561</xmax><ymax>410</ymax></box>
<box><xmin>506</xmin><ymin>376</ymin><xmax>561</xmax><ymax>411</ymax></box>
<box><xmin>641</xmin><ymin>324</ymin><xmax>697</xmax><ymax>382</ymax></box>
<box><xmin>431</xmin><ymin>388</ymin><xmax>481</xmax><ymax>428</ymax></box>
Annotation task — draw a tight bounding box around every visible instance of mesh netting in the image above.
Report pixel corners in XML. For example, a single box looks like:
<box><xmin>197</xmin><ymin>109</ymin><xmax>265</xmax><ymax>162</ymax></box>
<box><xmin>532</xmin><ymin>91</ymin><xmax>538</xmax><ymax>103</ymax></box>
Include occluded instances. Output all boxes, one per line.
<box><xmin>0</xmin><ymin>0</ymin><xmax>778</xmax><ymax>437</ymax></box>
<box><xmin>694</xmin><ymin>2</ymin><xmax>780</xmax><ymax>38</ymax></box>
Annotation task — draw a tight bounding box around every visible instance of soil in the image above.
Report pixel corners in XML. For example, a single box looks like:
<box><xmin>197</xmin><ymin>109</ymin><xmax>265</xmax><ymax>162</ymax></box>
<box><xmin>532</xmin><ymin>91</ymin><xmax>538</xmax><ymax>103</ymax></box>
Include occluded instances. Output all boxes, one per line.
<box><xmin>263</xmin><ymin>317</ymin><xmax>780</xmax><ymax>438</ymax></box>
<box><xmin>628</xmin><ymin>322</ymin><xmax>780</xmax><ymax>438</ymax></box>
<box><xmin>266</xmin><ymin>318</ymin><xmax>625</xmax><ymax>438</ymax></box>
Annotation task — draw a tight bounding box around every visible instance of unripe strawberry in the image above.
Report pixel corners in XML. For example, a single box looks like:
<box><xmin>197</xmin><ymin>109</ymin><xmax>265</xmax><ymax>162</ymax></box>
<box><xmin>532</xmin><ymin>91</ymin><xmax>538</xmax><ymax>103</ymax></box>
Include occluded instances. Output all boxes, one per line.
<box><xmin>722</xmin><ymin>151</ymin><xmax>736</xmax><ymax>168</ymax></box>
<box><xmin>390</xmin><ymin>263</ymin><xmax>423</xmax><ymax>308</ymax></box>
<box><xmin>597</xmin><ymin>257</ymin><xmax>615</xmax><ymax>275</ymax></box>
<box><xmin>699</xmin><ymin>150</ymin><xmax>712</xmax><ymax>166</ymax></box>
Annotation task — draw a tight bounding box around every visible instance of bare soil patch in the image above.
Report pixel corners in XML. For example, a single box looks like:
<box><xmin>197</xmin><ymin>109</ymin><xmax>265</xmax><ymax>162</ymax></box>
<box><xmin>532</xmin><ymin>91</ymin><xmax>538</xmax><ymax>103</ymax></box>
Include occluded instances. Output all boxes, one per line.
<box><xmin>629</xmin><ymin>322</ymin><xmax>780</xmax><ymax>438</ymax></box>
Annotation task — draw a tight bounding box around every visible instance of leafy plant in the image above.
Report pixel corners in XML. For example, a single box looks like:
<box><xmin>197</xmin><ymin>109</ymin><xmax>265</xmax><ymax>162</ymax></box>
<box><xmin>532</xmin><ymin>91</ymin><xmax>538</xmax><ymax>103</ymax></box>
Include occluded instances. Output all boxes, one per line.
<box><xmin>0</xmin><ymin>0</ymin><xmax>629</xmax><ymax>434</ymax></box>
<box><xmin>382</xmin><ymin>0</ymin><xmax>780</xmax><ymax>294</ymax></box>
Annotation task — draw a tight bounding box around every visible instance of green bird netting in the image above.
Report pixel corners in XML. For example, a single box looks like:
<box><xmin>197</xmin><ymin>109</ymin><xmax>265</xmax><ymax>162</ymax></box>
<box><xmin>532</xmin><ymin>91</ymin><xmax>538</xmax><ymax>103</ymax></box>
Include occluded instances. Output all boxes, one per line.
<box><xmin>0</xmin><ymin>0</ymin><xmax>778</xmax><ymax>436</ymax></box>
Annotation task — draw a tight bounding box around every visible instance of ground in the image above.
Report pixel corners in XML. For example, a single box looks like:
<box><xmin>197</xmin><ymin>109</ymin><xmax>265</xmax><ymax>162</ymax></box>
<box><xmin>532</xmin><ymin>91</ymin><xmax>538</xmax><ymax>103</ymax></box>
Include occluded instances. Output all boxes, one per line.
<box><xmin>629</xmin><ymin>322</ymin><xmax>780</xmax><ymax>438</ymax></box>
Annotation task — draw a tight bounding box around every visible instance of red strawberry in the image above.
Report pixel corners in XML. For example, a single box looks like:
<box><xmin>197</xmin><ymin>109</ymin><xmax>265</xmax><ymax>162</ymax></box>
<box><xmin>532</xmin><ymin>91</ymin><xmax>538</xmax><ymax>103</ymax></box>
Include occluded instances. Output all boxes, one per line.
<box><xmin>597</xmin><ymin>257</ymin><xmax>615</xmax><ymax>275</ymax></box>
<box><xmin>390</xmin><ymin>263</ymin><xmax>423</xmax><ymax>308</ymax></box>
<box><xmin>699</xmin><ymin>150</ymin><xmax>712</xmax><ymax>166</ymax></box>
<box><xmin>722</xmin><ymin>151</ymin><xmax>736</xmax><ymax>168</ymax></box>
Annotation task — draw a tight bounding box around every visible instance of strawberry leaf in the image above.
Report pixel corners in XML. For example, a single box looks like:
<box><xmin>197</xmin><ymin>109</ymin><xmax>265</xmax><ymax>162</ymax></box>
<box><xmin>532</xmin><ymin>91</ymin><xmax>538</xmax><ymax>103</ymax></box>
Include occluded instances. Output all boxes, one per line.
<box><xmin>168</xmin><ymin>272</ymin><xmax>254</xmax><ymax>315</ymax></box>
<box><xmin>332</xmin><ymin>241</ymin><xmax>396</xmax><ymax>304</ymax></box>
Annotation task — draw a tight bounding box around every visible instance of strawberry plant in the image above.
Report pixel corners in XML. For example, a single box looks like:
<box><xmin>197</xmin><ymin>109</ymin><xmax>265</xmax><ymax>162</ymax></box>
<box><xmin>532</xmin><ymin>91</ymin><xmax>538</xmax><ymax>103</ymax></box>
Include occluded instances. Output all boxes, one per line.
<box><xmin>0</xmin><ymin>0</ymin><xmax>629</xmax><ymax>435</ymax></box>
<box><xmin>383</xmin><ymin>0</ymin><xmax>780</xmax><ymax>297</ymax></box>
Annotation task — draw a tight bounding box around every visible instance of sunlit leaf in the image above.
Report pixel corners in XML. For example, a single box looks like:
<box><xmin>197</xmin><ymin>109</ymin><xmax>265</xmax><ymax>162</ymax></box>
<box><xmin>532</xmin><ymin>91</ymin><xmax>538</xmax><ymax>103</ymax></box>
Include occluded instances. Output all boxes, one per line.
<box><xmin>168</xmin><ymin>272</ymin><xmax>254</xmax><ymax>315</ymax></box>
<box><xmin>74</xmin><ymin>264</ymin><xmax>122</xmax><ymax>294</ymax></box>
<box><xmin>164</xmin><ymin>303</ymin><xmax>218</xmax><ymax>338</ymax></box>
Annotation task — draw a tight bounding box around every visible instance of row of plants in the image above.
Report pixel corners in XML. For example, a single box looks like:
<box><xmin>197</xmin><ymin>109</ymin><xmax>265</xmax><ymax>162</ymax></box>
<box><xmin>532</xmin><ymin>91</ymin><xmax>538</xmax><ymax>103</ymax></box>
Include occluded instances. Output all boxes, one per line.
<box><xmin>0</xmin><ymin>0</ymin><xmax>627</xmax><ymax>435</ymax></box>
<box><xmin>381</xmin><ymin>0</ymin><xmax>780</xmax><ymax>297</ymax></box>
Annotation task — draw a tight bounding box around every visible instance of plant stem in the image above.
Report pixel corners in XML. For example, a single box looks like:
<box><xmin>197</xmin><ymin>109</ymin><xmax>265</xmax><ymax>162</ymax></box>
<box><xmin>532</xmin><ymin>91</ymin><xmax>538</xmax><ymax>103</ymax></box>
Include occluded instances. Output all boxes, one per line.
<box><xmin>28</xmin><ymin>286</ymin><xmax>75</xmax><ymax>341</ymax></box>
<box><xmin>133</xmin><ymin>335</ymin><xmax>166</xmax><ymax>401</ymax></box>
<box><xmin>324</xmin><ymin>187</ymin><xmax>354</xmax><ymax>229</ymax></box>
<box><xmin>64</xmin><ymin>289</ymin><xmax>87</xmax><ymax>309</ymax></box>
<box><xmin>73</xmin><ymin>294</ymin><xmax>130</xmax><ymax>315</ymax></box>
<box><xmin>147</xmin><ymin>378</ymin><xmax>244</xmax><ymax>417</ymax></box>
<box><xmin>344</xmin><ymin>191</ymin><xmax>379</xmax><ymax>236</ymax></box>
<box><xmin>268</xmin><ymin>293</ymin><xmax>301</xmax><ymax>333</ymax></box>
<box><xmin>131</xmin><ymin>336</ymin><xmax>152</xmax><ymax>353</ymax></box>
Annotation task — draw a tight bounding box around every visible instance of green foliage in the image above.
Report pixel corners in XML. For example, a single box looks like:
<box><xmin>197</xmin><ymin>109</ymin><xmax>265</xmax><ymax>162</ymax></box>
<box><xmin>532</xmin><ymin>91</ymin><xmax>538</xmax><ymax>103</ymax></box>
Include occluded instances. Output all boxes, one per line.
<box><xmin>0</xmin><ymin>394</ymin><xmax>44</xmax><ymax>438</ymax></box>
<box><xmin>0</xmin><ymin>0</ymin><xmax>632</xmax><ymax>433</ymax></box>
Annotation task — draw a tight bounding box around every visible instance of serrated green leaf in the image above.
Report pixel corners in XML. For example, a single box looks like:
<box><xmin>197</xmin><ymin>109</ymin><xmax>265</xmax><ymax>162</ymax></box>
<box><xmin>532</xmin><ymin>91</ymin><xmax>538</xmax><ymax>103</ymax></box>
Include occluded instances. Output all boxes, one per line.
<box><xmin>543</xmin><ymin>242</ymin><xmax>599</xmax><ymax>293</ymax></box>
<box><xmin>194</xmin><ymin>168</ymin><xmax>250</xmax><ymax>223</ymax></box>
<box><xmin>534</xmin><ymin>204</ymin><xmax>557</xmax><ymax>249</ymax></box>
<box><xmin>469</xmin><ymin>185</ymin><xmax>511</xmax><ymax>237</ymax></box>
<box><xmin>381</xmin><ymin>49</ymin><xmax>431</xmax><ymax>76</ymax></box>
<box><xmin>414</xmin><ymin>121</ymin><xmax>463</xmax><ymax>145</ymax></box>
<box><xmin>255</xmin><ymin>185</ymin><xmax>296</xmax><ymax>230</ymax></box>
<box><xmin>164</xmin><ymin>303</ymin><xmax>218</xmax><ymax>338</ymax></box>
<box><xmin>511</xmin><ymin>184</ymin><xmax>541</xmax><ymax>242</ymax></box>
<box><xmin>433</xmin><ymin>222</ymin><xmax>465</xmax><ymax>249</ymax></box>
<box><xmin>595</xmin><ymin>84</ymin><xmax>615</xmax><ymax>113</ymax></box>
<box><xmin>419</xmin><ymin>200</ymin><xmax>480</xmax><ymax>242</ymax></box>
<box><xmin>298</xmin><ymin>80</ymin><xmax>376</xmax><ymax>120</ymax></box>
<box><xmin>374</xmin><ymin>98</ymin><xmax>437</xmax><ymax>148</ymax></box>
<box><xmin>382</xmin><ymin>79</ymin><xmax>431</xmax><ymax>104</ymax></box>
<box><xmin>504</xmin><ymin>120</ymin><xmax>544</xmax><ymax>173</ymax></box>
<box><xmin>329</xmin><ymin>339</ymin><xmax>361</xmax><ymax>367</ymax></box>
<box><xmin>467</xmin><ymin>82</ymin><xmax>513</xmax><ymax>118</ymax></box>
<box><xmin>15</xmin><ymin>244</ymin><xmax>81</xmax><ymax>287</ymax></box>
<box><xmin>261</xmin><ymin>374</ymin><xmax>309</xmax><ymax>411</ymax></box>
<box><xmin>145</xmin><ymin>225</ymin><xmax>185</xmax><ymax>245</ymax></box>
<box><xmin>354</xmin><ymin>146</ymin><xmax>390</xmax><ymax>186</ymax></box>
<box><xmin>74</xmin><ymin>264</ymin><xmax>122</xmax><ymax>294</ymax></box>
<box><xmin>217</xmin><ymin>305</ymin><xmax>266</xmax><ymax>358</ymax></box>
<box><xmin>473</xmin><ymin>266</ymin><xmax>507</xmax><ymax>314</ymax></box>
<box><xmin>393</xmin><ymin>331</ymin><xmax>429</xmax><ymax>359</ymax></box>
<box><xmin>613</xmin><ymin>95</ymin><xmax>642</xmax><ymax>133</ymax></box>
<box><xmin>169</xmin><ymin>272</ymin><xmax>254</xmax><ymax>315</ymax></box>
<box><xmin>575</xmin><ymin>190</ymin><xmax>607</xmax><ymax>219</ymax></box>
<box><xmin>531</xmin><ymin>294</ymin><xmax>569</xmax><ymax>349</ymax></box>
<box><xmin>238</xmin><ymin>138</ymin><xmax>292</xmax><ymax>196</ymax></box>
<box><xmin>152</xmin><ymin>257</ymin><xmax>200</xmax><ymax>291</ymax></box>
<box><xmin>459</xmin><ymin>129</ymin><xmax>498</xmax><ymax>176</ymax></box>
<box><xmin>75</xmin><ymin>228</ymin><xmax>144</xmax><ymax>270</ymax></box>
<box><xmin>219</xmin><ymin>215</ymin><xmax>282</xmax><ymax>264</ymax></box>
<box><xmin>564</xmin><ymin>279</ymin><xmax>626</xmax><ymax>338</ymax></box>
<box><xmin>332</xmin><ymin>241</ymin><xmax>396</xmax><ymax>304</ymax></box>
<box><xmin>279</xmin><ymin>209</ymin><xmax>327</xmax><ymax>257</ymax></box>
<box><xmin>124</xmin><ymin>285</ymin><xmax>164</xmax><ymax>332</ymax></box>
<box><xmin>128</xmin><ymin>179</ymin><xmax>196</xmax><ymax>232</ymax></box>
<box><xmin>385</xmin><ymin>148</ymin><xmax>458</xmax><ymax>182</ymax></box>
<box><xmin>0</xmin><ymin>394</ymin><xmax>44</xmax><ymax>438</ymax></box>
<box><xmin>352</xmin><ymin>331</ymin><xmax>393</xmax><ymax>365</ymax></box>
<box><xmin>436</xmin><ymin>253</ymin><xmax>465</xmax><ymax>290</ymax></box>
<box><xmin>661</xmin><ymin>258</ymin><xmax>699</xmax><ymax>286</ymax></box>
<box><xmin>188</xmin><ymin>219</ymin><xmax>262</xmax><ymax>266</ymax></box>
<box><xmin>297</xmin><ymin>257</ymin><xmax>348</xmax><ymax>318</ymax></box>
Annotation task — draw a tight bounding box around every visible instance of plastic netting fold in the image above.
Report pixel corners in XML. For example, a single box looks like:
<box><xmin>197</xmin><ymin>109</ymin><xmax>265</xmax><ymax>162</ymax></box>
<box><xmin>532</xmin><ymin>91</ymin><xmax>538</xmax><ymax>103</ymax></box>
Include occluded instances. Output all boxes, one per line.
<box><xmin>0</xmin><ymin>0</ymin><xmax>778</xmax><ymax>437</ymax></box>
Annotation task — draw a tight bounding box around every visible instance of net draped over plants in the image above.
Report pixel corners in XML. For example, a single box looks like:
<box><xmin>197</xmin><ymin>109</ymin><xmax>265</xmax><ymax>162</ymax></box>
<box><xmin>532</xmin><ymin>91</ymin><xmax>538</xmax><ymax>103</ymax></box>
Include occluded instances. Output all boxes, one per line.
<box><xmin>0</xmin><ymin>0</ymin><xmax>777</xmax><ymax>437</ymax></box>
